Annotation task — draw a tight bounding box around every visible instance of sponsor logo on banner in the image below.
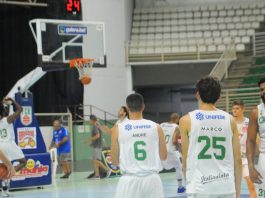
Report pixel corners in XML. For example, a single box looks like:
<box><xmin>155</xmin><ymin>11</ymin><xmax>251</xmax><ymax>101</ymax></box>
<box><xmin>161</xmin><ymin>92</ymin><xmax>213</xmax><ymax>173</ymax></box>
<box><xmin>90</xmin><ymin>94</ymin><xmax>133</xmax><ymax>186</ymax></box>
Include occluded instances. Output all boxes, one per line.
<box><xmin>20</xmin><ymin>106</ymin><xmax>32</xmax><ymax>126</ymax></box>
<box><xmin>12</xmin><ymin>159</ymin><xmax>49</xmax><ymax>181</ymax></box>
<box><xmin>58</xmin><ymin>25</ymin><xmax>87</xmax><ymax>35</ymax></box>
<box><xmin>17</xmin><ymin>127</ymin><xmax>37</xmax><ymax>149</ymax></box>
<box><xmin>201</xmin><ymin>172</ymin><xmax>230</xmax><ymax>184</ymax></box>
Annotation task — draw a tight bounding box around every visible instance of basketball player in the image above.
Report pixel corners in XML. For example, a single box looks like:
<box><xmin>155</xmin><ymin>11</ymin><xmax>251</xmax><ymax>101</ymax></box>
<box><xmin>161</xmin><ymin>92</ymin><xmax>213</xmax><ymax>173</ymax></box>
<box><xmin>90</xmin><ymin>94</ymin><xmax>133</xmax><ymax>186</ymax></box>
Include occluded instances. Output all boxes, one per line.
<box><xmin>0</xmin><ymin>98</ymin><xmax>27</xmax><ymax>197</ymax></box>
<box><xmin>179</xmin><ymin>76</ymin><xmax>242</xmax><ymax>198</ymax></box>
<box><xmin>247</xmin><ymin>77</ymin><xmax>265</xmax><ymax>197</ymax></box>
<box><xmin>101</xmin><ymin>106</ymin><xmax>129</xmax><ymax>134</ymax></box>
<box><xmin>232</xmin><ymin>100</ymin><xmax>256</xmax><ymax>197</ymax></box>
<box><xmin>160</xmin><ymin>113</ymin><xmax>185</xmax><ymax>193</ymax></box>
<box><xmin>0</xmin><ymin>150</ymin><xmax>15</xmax><ymax>179</ymax></box>
<box><xmin>111</xmin><ymin>93</ymin><xmax>167</xmax><ymax>198</ymax></box>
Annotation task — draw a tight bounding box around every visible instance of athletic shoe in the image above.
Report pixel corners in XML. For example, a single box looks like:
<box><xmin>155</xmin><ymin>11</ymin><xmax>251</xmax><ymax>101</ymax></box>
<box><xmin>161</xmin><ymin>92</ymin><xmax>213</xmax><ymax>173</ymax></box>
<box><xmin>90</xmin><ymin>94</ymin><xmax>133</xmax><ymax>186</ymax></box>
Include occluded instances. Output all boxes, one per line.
<box><xmin>60</xmin><ymin>174</ymin><xmax>69</xmax><ymax>179</ymax></box>
<box><xmin>1</xmin><ymin>190</ymin><xmax>14</xmax><ymax>197</ymax></box>
<box><xmin>177</xmin><ymin>186</ymin><xmax>186</xmax><ymax>193</ymax></box>
<box><xmin>106</xmin><ymin>169</ymin><xmax>112</xmax><ymax>178</ymax></box>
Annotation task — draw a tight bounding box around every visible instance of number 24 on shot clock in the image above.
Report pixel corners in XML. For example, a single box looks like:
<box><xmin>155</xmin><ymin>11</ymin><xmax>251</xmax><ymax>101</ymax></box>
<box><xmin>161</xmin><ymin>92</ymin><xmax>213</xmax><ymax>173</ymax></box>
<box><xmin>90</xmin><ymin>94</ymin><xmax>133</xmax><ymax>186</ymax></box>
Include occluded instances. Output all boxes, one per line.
<box><xmin>66</xmin><ymin>0</ymin><xmax>81</xmax><ymax>14</ymax></box>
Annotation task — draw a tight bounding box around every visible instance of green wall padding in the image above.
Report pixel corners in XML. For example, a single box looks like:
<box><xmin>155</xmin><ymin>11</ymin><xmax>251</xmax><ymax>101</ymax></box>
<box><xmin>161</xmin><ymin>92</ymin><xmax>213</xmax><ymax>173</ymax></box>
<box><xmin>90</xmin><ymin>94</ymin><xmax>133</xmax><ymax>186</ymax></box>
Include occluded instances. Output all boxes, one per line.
<box><xmin>73</xmin><ymin>121</ymin><xmax>116</xmax><ymax>161</ymax></box>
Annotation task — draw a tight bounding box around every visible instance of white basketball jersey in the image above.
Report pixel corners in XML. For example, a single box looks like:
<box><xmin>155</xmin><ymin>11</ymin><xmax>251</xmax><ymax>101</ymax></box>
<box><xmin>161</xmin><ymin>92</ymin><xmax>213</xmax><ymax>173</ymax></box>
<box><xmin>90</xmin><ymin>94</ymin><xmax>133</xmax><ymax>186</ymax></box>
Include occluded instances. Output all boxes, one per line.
<box><xmin>0</xmin><ymin>118</ymin><xmax>14</xmax><ymax>142</ymax></box>
<box><xmin>160</xmin><ymin>122</ymin><xmax>177</xmax><ymax>153</ymax></box>
<box><xmin>187</xmin><ymin>109</ymin><xmax>235</xmax><ymax>195</ymax></box>
<box><xmin>258</xmin><ymin>103</ymin><xmax>265</xmax><ymax>153</ymax></box>
<box><xmin>236</xmin><ymin>118</ymin><xmax>249</xmax><ymax>154</ymax></box>
<box><xmin>118</xmin><ymin>119</ymin><xmax>162</xmax><ymax>176</ymax></box>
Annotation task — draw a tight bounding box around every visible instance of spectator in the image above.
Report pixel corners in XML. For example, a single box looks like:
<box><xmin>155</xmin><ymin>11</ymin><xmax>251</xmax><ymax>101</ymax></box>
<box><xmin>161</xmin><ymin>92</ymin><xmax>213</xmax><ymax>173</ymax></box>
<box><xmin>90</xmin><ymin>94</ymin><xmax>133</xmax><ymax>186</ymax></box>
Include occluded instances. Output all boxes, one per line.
<box><xmin>49</xmin><ymin>119</ymin><xmax>72</xmax><ymax>179</ymax></box>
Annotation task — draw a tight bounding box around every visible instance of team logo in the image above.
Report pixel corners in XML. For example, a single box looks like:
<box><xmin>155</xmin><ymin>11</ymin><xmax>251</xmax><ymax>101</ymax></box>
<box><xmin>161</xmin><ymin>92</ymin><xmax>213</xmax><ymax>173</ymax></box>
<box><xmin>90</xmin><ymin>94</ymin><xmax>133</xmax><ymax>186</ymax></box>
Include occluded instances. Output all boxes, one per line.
<box><xmin>20</xmin><ymin>106</ymin><xmax>32</xmax><ymax>126</ymax></box>
<box><xmin>196</xmin><ymin>112</ymin><xmax>204</xmax><ymax>120</ymax></box>
<box><xmin>201</xmin><ymin>172</ymin><xmax>230</xmax><ymax>184</ymax></box>
<box><xmin>259</xmin><ymin>116</ymin><xmax>265</xmax><ymax>124</ymax></box>
<box><xmin>125</xmin><ymin>124</ymin><xmax>133</xmax><ymax>131</ymax></box>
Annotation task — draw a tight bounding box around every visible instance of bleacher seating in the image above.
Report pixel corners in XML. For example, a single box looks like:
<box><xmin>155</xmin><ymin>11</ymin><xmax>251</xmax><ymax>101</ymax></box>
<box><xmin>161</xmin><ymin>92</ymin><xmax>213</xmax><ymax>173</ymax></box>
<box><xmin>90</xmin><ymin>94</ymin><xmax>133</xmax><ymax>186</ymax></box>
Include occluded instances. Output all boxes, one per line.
<box><xmin>128</xmin><ymin>1</ymin><xmax>265</xmax><ymax>57</ymax></box>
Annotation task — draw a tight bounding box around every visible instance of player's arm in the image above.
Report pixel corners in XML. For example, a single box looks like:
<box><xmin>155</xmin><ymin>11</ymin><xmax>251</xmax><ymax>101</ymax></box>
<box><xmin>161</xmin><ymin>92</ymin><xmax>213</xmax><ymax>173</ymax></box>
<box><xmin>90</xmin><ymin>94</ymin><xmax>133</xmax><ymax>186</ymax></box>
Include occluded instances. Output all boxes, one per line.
<box><xmin>4</xmin><ymin>98</ymin><xmax>22</xmax><ymax>124</ymax></box>
<box><xmin>157</xmin><ymin>125</ymin><xmax>167</xmax><ymax>160</ymax></box>
<box><xmin>247</xmin><ymin>108</ymin><xmax>263</xmax><ymax>184</ymax></box>
<box><xmin>0</xmin><ymin>150</ymin><xmax>15</xmax><ymax>179</ymax></box>
<box><xmin>100</xmin><ymin>125</ymin><xmax>112</xmax><ymax>134</ymax></box>
<box><xmin>172</xmin><ymin>126</ymin><xmax>182</xmax><ymax>153</ymax></box>
<box><xmin>91</xmin><ymin>127</ymin><xmax>100</xmax><ymax>141</ymax></box>
<box><xmin>179</xmin><ymin>114</ymin><xmax>190</xmax><ymax>179</ymax></box>
<box><xmin>231</xmin><ymin>117</ymin><xmax>242</xmax><ymax>198</ymax></box>
<box><xmin>111</xmin><ymin>125</ymin><xmax>119</xmax><ymax>166</ymax></box>
<box><xmin>49</xmin><ymin>141</ymin><xmax>55</xmax><ymax>150</ymax></box>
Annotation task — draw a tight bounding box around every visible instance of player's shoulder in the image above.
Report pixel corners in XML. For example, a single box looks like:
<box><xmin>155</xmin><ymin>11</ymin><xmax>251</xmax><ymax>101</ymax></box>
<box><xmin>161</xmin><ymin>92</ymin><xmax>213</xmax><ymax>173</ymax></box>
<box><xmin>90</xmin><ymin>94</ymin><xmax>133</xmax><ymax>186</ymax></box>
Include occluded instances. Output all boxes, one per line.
<box><xmin>179</xmin><ymin>113</ymin><xmax>190</xmax><ymax>123</ymax></box>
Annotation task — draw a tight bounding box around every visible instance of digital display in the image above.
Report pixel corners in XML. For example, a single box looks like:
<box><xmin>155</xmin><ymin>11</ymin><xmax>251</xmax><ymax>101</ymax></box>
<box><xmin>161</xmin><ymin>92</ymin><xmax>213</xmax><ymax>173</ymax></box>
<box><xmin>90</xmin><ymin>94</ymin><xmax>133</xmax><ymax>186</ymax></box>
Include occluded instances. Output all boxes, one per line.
<box><xmin>66</xmin><ymin>0</ymin><xmax>81</xmax><ymax>14</ymax></box>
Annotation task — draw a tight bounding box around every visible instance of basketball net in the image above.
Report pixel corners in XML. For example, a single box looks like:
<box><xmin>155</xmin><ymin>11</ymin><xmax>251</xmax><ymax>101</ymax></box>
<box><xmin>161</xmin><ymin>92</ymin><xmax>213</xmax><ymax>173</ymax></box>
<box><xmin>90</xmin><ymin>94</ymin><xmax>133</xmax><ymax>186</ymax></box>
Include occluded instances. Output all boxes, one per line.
<box><xmin>69</xmin><ymin>58</ymin><xmax>94</xmax><ymax>85</ymax></box>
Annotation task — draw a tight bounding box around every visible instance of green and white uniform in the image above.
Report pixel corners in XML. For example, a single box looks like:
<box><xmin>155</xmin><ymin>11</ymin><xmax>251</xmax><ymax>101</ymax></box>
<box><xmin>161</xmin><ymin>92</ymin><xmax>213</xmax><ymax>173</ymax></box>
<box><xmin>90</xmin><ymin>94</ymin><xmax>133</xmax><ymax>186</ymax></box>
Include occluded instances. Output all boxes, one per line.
<box><xmin>116</xmin><ymin>119</ymin><xmax>163</xmax><ymax>198</ymax></box>
<box><xmin>256</xmin><ymin>103</ymin><xmax>265</xmax><ymax>197</ymax></box>
<box><xmin>187</xmin><ymin>110</ymin><xmax>235</xmax><ymax>198</ymax></box>
<box><xmin>0</xmin><ymin>118</ymin><xmax>24</xmax><ymax>162</ymax></box>
<box><xmin>160</xmin><ymin>122</ymin><xmax>183</xmax><ymax>180</ymax></box>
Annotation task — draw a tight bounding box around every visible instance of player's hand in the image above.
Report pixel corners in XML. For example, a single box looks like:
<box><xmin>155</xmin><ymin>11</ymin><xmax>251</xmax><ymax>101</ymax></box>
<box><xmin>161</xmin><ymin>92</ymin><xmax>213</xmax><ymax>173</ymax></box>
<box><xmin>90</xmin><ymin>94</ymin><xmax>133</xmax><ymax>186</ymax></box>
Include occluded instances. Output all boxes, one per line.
<box><xmin>6</xmin><ymin>166</ymin><xmax>16</xmax><ymax>179</ymax></box>
<box><xmin>55</xmin><ymin>143</ymin><xmax>60</xmax><ymax>148</ymax></box>
<box><xmin>101</xmin><ymin>125</ymin><xmax>110</xmax><ymax>132</ymax></box>
<box><xmin>2</xmin><ymin>97</ymin><xmax>12</xmax><ymax>105</ymax></box>
<box><xmin>249</xmin><ymin>167</ymin><xmax>263</xmax><ymax>184</ymax></box>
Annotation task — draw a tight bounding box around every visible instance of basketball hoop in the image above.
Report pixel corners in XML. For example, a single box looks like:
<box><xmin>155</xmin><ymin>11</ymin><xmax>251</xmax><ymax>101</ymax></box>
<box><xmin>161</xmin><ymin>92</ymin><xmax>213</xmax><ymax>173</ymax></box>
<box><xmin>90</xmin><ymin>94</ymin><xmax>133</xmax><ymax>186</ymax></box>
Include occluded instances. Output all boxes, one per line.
<box><xmin>69</xmin><ymin>58</ymin><xmax>94</xmax><ymax>85</ymax></box>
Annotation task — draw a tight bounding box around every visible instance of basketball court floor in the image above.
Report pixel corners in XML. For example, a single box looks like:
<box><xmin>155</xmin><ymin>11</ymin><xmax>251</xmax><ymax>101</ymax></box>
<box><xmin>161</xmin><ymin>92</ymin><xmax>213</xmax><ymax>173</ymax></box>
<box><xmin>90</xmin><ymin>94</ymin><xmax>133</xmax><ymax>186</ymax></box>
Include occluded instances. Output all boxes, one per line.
<box><xmin>11</xmin><ymin>172</ymin><xmax>250</xmax><ymax>198</ymax></box>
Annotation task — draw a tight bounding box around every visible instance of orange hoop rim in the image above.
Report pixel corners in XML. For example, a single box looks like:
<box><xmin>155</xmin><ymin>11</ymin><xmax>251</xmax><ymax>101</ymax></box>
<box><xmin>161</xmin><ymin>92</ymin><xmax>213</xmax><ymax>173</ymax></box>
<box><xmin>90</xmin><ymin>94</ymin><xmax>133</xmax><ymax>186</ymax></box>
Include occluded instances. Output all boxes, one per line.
<box><xmin>69</xmin><ymin>58</ymin><xmax>95</xmax><ymax>68</ymax></box>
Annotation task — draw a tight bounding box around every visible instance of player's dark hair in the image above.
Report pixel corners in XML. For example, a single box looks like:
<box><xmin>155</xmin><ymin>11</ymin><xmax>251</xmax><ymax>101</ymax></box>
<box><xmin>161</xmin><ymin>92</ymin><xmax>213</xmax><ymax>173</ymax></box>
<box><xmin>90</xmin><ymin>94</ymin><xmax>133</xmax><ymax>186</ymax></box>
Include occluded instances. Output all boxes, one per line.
<box><xmin>258</xmin><ymin>77</ymin><xmax>265</xmax><ymax>87</ymax></box>
<box><xmin>121</xmin><ymin>106</ymin><xmax>129</xmax><ymax>117</ymax></box>
<box><xmin>90</xmin><ymin>114</ymin><xmax>97</xmax><ymax>121</ymax></box>
<box><xmin>196</xmin><ymin>76</ymin><xmax>221</xmax><ymax>104</ymax></box>
<box><xmin>232</xmin><ymin>99</ymin><xmax>244</xmax><ymax>107</ymax></box>
<box><xmin>126</xmin><ymin>93</ymin><xmax>144</xmax><ymax>112</ymax></box>
<box><xmin>0</xmin><ymin>103</ymin><xmax>4</xmax><ymax>118</ymax></box>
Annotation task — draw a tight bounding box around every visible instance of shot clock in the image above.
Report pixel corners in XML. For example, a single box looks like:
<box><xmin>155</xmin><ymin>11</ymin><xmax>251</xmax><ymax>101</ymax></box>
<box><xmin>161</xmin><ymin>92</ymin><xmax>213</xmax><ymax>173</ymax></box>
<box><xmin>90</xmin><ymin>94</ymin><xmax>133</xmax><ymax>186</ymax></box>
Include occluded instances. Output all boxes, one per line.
<box><xmin>66</xmin><ymin>0</ymin><xmax>81</xmax><ymax>15</ymax></box>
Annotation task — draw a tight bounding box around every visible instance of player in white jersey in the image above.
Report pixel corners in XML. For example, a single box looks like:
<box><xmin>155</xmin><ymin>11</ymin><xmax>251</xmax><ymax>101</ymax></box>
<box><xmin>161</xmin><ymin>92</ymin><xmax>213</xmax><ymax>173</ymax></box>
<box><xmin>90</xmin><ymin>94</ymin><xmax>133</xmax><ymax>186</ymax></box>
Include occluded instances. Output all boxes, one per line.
<box><xmin>232</xmin><ymin>100</ymin><xmax>256</xmax><ymax>197</ymax></box>
<box><xmin>180</xmin><ymin>76</ymin><xmax>242</xmax><ymax>198</ymax></box>
<box><xmin>111</xmin><ymin>93</ymin><xmax>167</xmax><ymax>198</ymax></box>
<box><xmin>160</xmin><ymin>113</ymin><xmax>185</xmax><ymax>193</ymax></box>
<box><xmin>0</xmin><ymin>98</ymin><xmax>26</xmax><ymax>197</ymax></box>
<box><xmin>247</xmin><ymin>77</ymin><xmax>265</xmax><ymax>197</ymax></box>
<box><xmin>101</xmin><ymin>106</ymin><xmax>129</xmax><ymax>134</ymax></box>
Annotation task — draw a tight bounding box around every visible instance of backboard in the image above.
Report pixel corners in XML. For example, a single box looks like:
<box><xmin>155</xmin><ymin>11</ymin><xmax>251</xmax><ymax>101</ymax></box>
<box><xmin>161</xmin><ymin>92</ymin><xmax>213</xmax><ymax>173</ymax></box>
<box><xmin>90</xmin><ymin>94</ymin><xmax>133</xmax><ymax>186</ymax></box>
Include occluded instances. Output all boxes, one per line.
<box><xmin>29</xmin><ymin>19</ymin><xmax>106</xmax><ymax>71</ymax></box>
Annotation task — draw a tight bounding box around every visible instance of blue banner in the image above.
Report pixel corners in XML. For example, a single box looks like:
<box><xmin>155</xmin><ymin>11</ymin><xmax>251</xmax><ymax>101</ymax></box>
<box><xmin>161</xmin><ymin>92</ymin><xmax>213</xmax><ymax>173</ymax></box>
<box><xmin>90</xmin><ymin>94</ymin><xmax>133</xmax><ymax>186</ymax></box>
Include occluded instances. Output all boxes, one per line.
<box><xmin>14</xmin><ymin>93</ymin><xmax>46</xmax><ymax>154</ymax></box>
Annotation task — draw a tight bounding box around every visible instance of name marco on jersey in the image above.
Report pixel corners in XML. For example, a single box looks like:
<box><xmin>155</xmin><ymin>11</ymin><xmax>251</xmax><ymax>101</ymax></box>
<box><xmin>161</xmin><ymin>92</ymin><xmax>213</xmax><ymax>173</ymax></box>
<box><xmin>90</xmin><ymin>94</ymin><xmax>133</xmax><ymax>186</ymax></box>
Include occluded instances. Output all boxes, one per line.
<box><xmin>201</xmin><ymin>126</ymin><xmax>223</xmax><ymax>132</ymax></box>
<box><xmin>196</xmin><ymin>112</ymin><xmax>225</xmax><ymax>121</ymax></box>
<box><xmin>125</xmin><ymin>124</ymin><xmax>151</xmax><ymax>131</ymax></box>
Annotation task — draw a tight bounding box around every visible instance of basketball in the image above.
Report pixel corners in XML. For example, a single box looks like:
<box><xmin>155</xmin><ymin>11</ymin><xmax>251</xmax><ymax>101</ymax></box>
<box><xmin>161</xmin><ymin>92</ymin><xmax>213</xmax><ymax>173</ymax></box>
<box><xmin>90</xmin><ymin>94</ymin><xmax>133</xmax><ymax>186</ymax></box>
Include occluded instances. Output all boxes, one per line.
<box><xmin>80</xmin><ymin>76</ymin><xmax>92</xmax><ymax>85</ymax></box>
<box><xmin>0</xmin><ymin>164</ymin><xmax>9</xmax><ymax>180</ymax></box>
